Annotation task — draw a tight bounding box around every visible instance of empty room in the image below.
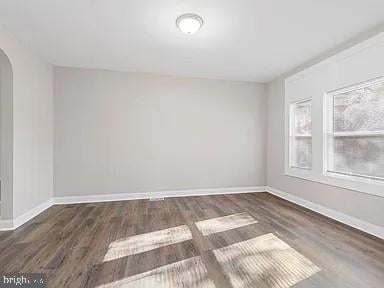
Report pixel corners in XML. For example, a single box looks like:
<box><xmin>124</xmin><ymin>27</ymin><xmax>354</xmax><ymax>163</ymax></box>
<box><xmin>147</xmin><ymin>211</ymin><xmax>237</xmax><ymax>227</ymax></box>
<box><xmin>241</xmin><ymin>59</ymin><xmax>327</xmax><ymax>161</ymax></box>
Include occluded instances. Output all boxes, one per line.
<box><xmin>0</xmin><ymin>1</ymin><xmax>384</xmax><ymax>287</ymax></box>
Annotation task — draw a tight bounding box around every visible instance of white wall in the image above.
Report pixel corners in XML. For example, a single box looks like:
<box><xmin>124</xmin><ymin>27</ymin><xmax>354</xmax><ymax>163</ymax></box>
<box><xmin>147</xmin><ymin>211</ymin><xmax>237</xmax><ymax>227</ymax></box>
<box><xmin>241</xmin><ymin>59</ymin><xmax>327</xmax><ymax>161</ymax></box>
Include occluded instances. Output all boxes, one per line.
<box><xmin>0</xmin><ymin>25</ymin><xmax>53</xmax><ymax>219</ymax></box>
<box><xmin>0</xmin><ymin>49</ymin><xmax>13</xmax><ymax>219</ymax></box>
<box><xmin>284</xmin><ymin>33</ymin><xmax>384</xmax><ymax>197</ymax></box>
<box><xmin>54</xmin><ymin>67</ymin><xmax>267</xmax><ymax>197</ymax></box>
<box><xmin>267</xmin><ymin>78</ymin><xmax>384</xmax><ymax>227</ymax></box>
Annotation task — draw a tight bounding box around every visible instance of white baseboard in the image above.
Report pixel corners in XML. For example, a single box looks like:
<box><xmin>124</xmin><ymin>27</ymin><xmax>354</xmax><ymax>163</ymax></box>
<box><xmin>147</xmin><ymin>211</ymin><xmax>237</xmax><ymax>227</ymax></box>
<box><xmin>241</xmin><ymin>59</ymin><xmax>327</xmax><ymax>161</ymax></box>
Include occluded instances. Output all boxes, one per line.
<box><xmin>2</xmin><ymin>186</ymin><xmax>382</xmax><ymax>239</ymax></box>
<box><xmin>0</xmin><ymin>219</ymin><xmax>13</xmax><ymax>230</ymax></box>
<box><xmin>0</xmin><ymin>186</ymin><xmax>266</xmax><ymax>230</ymax></box>
<box><xmin>53</xmin><ymin>186</ymin><xmax>267</xmax><ymax>205</ymax></box>
<box><xmin>13</xmin><ymin>199</ymin><xmax>54</xmax><ymax>229</ymax></box>
<box><xmin>0</xmin><ymin>198</ymin><xmax>54</xmax><ymax>231</ymax></box>
<box><xmin>266</xmin><ymin>186</ymin><xmax>384</xmax><ymax>240</ymax></box>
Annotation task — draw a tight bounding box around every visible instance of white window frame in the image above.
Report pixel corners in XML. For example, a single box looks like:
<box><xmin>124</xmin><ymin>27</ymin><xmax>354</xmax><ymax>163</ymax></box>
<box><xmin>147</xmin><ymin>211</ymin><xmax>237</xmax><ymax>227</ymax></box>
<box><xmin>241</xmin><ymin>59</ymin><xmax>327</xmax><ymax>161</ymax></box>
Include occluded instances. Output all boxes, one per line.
<box><xmin>324</xmin><ymin>76</ymin><xmax>384</xmax><ymax>184</ymax></box>
<box><xmin>284</xmin><ymin>32</ymin><xmax>384</xmax><ymax>198</ymax></box>
<box><xmin>289</xmin><ymin>98</ymin><xmax>312</xmax><ymax>170</ymax></box>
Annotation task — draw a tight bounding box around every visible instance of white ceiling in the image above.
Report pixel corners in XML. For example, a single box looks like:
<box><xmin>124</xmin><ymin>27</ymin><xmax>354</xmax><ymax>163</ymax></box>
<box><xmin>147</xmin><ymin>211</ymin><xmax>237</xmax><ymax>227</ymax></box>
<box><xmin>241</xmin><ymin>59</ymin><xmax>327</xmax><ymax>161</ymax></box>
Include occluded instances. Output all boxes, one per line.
<box><xmin>0</xmin><ymin>0</ymin><xmax>383</xmax><ymax>82</ymax></box>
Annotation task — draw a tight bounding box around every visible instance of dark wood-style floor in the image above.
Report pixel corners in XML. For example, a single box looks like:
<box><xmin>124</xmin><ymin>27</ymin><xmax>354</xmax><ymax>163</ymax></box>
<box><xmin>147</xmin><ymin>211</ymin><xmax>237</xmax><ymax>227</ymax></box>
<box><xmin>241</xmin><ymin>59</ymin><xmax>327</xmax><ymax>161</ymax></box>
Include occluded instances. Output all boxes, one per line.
<box><xmin>1</xmin><ymin>192</ymin><xmax>384</xmax><ymax>287</ymax></box>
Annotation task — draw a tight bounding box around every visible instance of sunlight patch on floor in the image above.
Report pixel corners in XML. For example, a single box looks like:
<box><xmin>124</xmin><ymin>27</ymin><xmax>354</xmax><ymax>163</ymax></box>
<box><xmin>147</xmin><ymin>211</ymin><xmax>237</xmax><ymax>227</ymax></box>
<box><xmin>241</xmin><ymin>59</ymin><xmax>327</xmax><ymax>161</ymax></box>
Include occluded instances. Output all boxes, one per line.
<box><xmin>195</xmin><ymin>212</ymin><xmax>258</xmax><ymax>236</ymax></box>
<box><xmin>96</xmin><ymin>256</ymin><xmax>215</xmax><ymax>288</ymax></box>
<box><xmin>103</xmin><ymin>225</ymin><xmax>193</xmax><ymax>261</ymax></box>
<box><xmin>213</xmin><ymin>233</ymin><xmax>320</xmax><ymax>288</ymax></box>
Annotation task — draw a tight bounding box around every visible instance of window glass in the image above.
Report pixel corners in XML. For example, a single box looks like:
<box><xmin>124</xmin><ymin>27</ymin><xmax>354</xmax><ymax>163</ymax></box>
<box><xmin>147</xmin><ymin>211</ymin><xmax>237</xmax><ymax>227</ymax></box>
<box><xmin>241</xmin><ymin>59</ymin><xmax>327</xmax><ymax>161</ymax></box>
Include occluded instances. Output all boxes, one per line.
<box><xmin>327</xmin><ymin>79</ymin><xmax>384</xmax><ymax>180</ymax></box>
<box><xmin>290</xmin><ymin>100</ymin><xmax>312</xmax><ymax>169</ymax></box>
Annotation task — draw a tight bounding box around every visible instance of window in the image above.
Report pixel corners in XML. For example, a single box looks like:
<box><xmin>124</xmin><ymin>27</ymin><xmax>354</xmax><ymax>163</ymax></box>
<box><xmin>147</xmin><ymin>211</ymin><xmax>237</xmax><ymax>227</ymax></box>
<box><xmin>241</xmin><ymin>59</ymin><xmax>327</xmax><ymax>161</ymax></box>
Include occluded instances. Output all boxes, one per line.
<box><xmin>326</xmin><ymin>78</ymin><xmax>384</xmax><ymax>181</ymax></box>
<box><xmin>285</xmin><ymin>33</ymin><xmax>384</xmax><ymax>197</ymax></box>
<box><xmin>290</xmin><ymin>99</ymin><xmax>312</xmax><ymax>169</ymax></box>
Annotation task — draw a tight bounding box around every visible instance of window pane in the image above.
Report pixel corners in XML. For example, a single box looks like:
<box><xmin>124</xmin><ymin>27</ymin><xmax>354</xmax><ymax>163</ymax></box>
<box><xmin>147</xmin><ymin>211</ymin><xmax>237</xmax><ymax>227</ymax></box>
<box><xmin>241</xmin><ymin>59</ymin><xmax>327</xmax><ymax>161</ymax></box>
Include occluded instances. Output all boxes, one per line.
<box><xmin>293</xmin><ymin>137</ymin><xmax>312</xmax><ymax>169</ymax></box>
<box><xmin>328</xmin><ymin>78</ymin><xmax>384</xmax><ymax>180</ymax></box>
<box><xmin>295</xmin><ymin>101</ymin><xmax>312</xmax><ymax>135</ymax></box>
<box><xmin>290</xmin><ymin>100</ymin><xmax>312</xmax><ymax>169</ymax></box>
<box><xmin>329</xmin><ymin>136</ymin><xmax>384</xmax><ymax>179</ymax></box>
<box><xmin>334</xmin><ymin>81</ymin><xmax>384</xmax><ymax>133</ymax></box>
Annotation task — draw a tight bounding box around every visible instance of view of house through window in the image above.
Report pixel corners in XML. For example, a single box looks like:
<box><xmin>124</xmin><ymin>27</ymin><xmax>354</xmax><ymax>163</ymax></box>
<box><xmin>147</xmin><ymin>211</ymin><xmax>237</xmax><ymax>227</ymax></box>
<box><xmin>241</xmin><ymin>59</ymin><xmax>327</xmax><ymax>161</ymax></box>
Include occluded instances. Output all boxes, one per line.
<box><xmin>326</xmin><ymin>78</ymin><xmax>384</xmax><ymax>180</ymax></box>
<box><xmin>290</xmin><ymin>99</ymin><xmax>312</xmax><ymax>169</ymax></box>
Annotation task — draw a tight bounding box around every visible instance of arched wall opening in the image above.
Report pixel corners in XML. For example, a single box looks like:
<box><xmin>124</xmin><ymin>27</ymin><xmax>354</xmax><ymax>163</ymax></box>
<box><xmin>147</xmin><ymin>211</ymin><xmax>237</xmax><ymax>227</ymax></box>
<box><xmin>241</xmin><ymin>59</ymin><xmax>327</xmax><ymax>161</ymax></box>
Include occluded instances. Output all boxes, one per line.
<box><xmin>0</xmin><ymin>48</ymin><xmax>13</xmax><ymax>220</ymax></box>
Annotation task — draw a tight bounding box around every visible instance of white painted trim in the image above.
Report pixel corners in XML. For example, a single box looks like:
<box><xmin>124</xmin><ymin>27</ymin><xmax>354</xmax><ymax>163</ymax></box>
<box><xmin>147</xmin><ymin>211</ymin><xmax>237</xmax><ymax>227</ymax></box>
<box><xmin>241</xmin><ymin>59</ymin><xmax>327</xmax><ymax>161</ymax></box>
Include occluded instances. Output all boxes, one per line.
<box><xmin>3</xmin><ymin>185</ymin><xmax>382</xmax><ymax>240</ymax></box>
<box><xmin>0</xmin><ymin>186</ymin><xmax>266</xmax><ymax>230</ymax></box>
<box><xmin>2</xmin><ymin>186</ymin><xmax>383</xmax><ymax>241</ymax></box>
<box><xmin>0</xmin><ymin>219</ymin><xmax>13</xmax><ymax>230</ymax></box>
<box><xmin>13</xmin><ymin>199</ymin><xmax>54</xmax><ymax>229</ymax></box>
<box><xmin>0</xmin><ymin>198</ymin><xmax>54</xmax><ymax>231</ymax></box>
<box><xmin>266</xmin><ymin>186</ymin><xmax>384</xmax><ymax>240</ymax></box>
<box><xmin>53</xmin><ymin>186</ymin><xmax>267</xmax><ymax>205</ymax></box>
<box><xmin>2</xmin><ymin>185</ymin><xmax>382</xmax><ymax>241</ymax></box>
<box><xmin>284</xmin><ymin>32</ymin><xmax>384</xmax><ymax>198</ymax></box>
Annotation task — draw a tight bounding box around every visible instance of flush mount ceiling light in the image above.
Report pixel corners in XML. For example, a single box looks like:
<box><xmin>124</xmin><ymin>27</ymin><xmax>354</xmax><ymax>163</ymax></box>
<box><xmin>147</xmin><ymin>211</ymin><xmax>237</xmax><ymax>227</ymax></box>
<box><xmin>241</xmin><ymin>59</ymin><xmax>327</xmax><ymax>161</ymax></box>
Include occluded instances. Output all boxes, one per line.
<box><xmin>176</xmin><ymin>14</ymin><xmax>204</xmax><ymax>35</ymax></box>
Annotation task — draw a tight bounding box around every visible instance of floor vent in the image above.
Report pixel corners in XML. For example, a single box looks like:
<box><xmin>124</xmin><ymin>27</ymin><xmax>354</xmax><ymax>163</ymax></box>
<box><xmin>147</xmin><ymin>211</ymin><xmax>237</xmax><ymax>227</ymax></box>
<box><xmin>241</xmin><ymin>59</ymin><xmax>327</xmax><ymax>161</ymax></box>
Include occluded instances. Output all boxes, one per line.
<box><xmin>149</xmin><ymin>197</ymin><xmax>165</xmax><ymax>201</ymax></box>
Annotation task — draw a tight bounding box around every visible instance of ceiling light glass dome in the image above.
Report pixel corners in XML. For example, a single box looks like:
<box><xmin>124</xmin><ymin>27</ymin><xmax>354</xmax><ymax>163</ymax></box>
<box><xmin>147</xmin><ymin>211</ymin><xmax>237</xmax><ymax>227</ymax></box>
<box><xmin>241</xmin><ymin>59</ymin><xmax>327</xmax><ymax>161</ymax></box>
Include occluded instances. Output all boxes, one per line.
<box><xmin>176</xmin><ymin>14</ymin><xmax>204</xmax><ymax>35</ymax></box>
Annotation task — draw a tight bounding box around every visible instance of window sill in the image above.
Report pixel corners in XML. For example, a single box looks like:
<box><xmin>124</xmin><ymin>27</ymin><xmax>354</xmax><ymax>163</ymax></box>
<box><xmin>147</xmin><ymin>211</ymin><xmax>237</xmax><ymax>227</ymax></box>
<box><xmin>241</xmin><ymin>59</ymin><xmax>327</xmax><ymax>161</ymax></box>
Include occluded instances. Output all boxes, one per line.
<box><xmin>285</xmin><ymin>167</ymin><xmax>384</xmax><ymax>198</ymax></box>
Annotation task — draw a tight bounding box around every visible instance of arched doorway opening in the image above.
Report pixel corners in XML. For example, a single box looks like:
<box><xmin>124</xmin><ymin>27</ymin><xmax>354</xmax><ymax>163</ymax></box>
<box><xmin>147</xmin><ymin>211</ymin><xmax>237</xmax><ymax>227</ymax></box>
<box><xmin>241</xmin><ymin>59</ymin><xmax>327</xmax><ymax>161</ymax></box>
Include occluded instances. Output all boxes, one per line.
<box><xmin>0</xmin><ymin>49</ymin><xmax>13</xmax><ymax>220</ymax></box>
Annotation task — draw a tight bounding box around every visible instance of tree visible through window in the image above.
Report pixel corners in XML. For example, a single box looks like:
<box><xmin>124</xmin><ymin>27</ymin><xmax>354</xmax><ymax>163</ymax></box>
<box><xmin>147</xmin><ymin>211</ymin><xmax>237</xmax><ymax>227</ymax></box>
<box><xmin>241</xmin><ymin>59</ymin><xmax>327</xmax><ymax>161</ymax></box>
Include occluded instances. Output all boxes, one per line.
<box><xmin>327</xmin><ymin>78</ymin><xmax>384</xmax><ymax>180</ymax></box>
<box><xmin>290</xmin><ymin>99</ymin><xmax>312</xmax><ymax>169</ymax></box>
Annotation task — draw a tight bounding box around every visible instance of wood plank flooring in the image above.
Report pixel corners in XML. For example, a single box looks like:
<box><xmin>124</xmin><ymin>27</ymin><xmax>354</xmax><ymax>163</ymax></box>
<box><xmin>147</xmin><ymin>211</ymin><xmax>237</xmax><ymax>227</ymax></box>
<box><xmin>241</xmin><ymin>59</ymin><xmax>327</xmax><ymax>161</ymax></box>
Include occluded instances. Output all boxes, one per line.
<box><xmin>1</xmin><ymin>192</ymin><xmax>384</xmax><ymax>287</ymax></box>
